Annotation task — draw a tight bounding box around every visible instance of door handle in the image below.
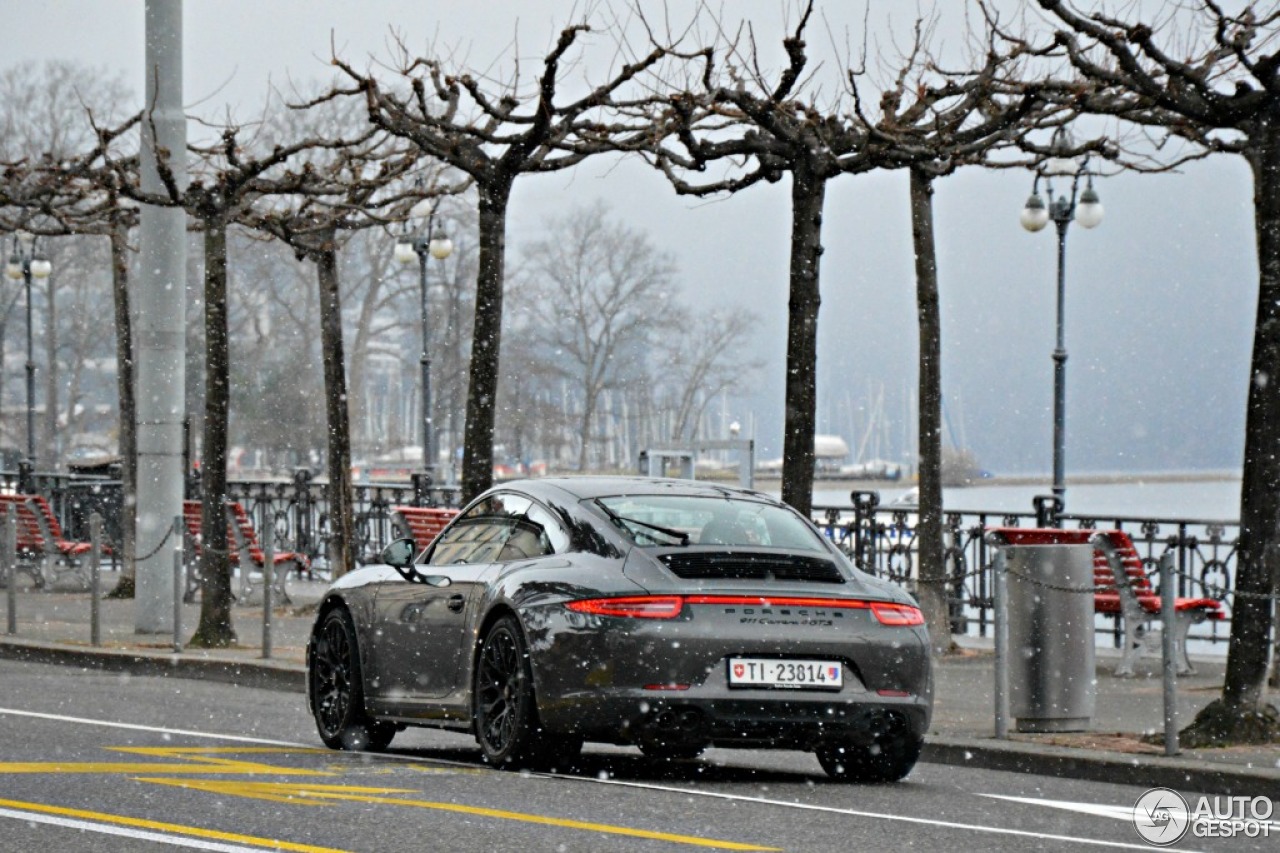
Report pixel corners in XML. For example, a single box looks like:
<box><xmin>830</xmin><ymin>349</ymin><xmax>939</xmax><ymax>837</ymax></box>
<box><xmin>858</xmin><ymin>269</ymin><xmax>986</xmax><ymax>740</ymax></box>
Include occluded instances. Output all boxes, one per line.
<box><xmin>447</xmin><ymin>594</ymin><xmax>465</xmax><ymax>612</ymax></box>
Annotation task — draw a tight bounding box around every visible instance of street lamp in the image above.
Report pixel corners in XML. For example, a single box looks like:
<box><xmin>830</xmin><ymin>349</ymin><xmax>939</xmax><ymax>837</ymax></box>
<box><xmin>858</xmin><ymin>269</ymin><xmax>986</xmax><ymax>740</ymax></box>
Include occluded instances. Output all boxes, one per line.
<box><xmin>1019</xmin><ymin>127</ymin><xmax>1104</xmax><ymax>510</ymax></box>
<box><xmin>5</xmin><ymin>232</ymin><xmax>52</xmax><ymax>488</ymax></box>
<box><xmin>394</xmin><ymin>200</ymin><xmax>453</xmax><ymax>489</ymax></box>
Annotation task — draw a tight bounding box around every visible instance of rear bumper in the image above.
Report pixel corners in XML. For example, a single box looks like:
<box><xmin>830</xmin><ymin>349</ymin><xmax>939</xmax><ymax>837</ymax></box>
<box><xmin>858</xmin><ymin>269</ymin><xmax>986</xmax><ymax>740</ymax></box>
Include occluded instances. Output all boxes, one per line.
<box><xmin>539</xmin><ymin>689</ymin><xmax>929</xmax><ymax>751</ymax></box>
<box><xmin>523</xmin><ymin>598</ymin><xmax>932</xmax><ymax>749</ymax></box>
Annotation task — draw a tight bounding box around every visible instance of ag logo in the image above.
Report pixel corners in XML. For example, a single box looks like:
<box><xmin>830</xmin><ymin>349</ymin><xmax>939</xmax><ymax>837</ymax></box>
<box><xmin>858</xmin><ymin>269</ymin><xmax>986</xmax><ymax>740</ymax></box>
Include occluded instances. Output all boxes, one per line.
<box><xmin>1133</xmin><ymin>787</ymin><xmax>1190</xmax><ymax>846</ymax></box>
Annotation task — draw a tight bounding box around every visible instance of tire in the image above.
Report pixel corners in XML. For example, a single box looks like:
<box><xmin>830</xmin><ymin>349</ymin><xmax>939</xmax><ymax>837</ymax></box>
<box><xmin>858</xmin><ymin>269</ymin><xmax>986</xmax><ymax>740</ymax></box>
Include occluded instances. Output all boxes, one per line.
<box><xmin>639</xmin><ymin>742</ymin><xmax>705</xmax><ymax>762</ymax></box>
<box><xmin>816</xmin><ymin>720</ymin><xmax>922</xmax><ymax>783</ymax></box>
<box><xmin>309</xmin><ymin>607</ymin><xmax>395</xmax><ymax>752</ymax></box>
<box><xmin>473</xmin><ymin>615</ymin><xmax>570</xmax><ymax>769</ymax></box>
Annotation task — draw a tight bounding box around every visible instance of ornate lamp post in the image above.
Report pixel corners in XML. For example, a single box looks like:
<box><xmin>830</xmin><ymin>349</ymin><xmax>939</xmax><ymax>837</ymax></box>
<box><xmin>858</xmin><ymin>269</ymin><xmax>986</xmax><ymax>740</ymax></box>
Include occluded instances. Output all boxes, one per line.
<box><xmin>395</xmin><ymin>201</ymin><xmax>454</xmax><ymax>493</ymax></box>
<box><xmin>5</xmin><ymin>232</ymin><xmax>52</xmax><ymax>489</ymax></box>
<box><xmin>1020</xmin><ymin>127</ymin><xmax>1104</xmax><ymax>511</ymax></box>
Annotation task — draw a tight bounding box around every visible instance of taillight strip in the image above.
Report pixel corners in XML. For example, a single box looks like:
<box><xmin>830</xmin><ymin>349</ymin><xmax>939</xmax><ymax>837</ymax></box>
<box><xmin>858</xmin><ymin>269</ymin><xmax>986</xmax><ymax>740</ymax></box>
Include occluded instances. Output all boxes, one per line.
<box><xmin>565</xmin><ymin>594</ymin><xmax>924</xmax><ymax>625</ymax></box>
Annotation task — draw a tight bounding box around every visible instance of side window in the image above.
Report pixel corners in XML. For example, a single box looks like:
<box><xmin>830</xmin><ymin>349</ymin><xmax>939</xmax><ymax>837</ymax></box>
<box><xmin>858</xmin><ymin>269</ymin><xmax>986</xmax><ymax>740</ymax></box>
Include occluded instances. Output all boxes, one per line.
<box><xmin>428</xmin><ymin>519</ymin><xmax>510</xmax><ymax>566</ymax></box>
<box><xmin>428</xmin><ymin>492</ymin><xmax>570</xmax><ymax>565</ymax></box>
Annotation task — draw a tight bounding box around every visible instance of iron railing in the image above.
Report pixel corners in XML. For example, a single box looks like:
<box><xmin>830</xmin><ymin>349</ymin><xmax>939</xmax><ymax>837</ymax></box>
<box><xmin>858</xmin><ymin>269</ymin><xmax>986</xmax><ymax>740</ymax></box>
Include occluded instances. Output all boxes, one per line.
<box><xmin>814</xmin><ymin>490</ymin><xmax>1240</xmax><ymax>647</ymax></box>
<box><xmin>9</xmin><ymin>471</ymin><xmax>1242</xmax><ymax>646</ymax></box>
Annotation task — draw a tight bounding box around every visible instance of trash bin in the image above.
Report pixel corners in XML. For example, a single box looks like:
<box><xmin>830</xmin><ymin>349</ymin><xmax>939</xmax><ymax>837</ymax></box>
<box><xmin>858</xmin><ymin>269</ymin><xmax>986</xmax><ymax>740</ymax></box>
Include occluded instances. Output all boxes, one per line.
<box><xmin>1006</xmin><ymin>543</ymin><xmax>1095</xmax><ymax>732</ymax></box>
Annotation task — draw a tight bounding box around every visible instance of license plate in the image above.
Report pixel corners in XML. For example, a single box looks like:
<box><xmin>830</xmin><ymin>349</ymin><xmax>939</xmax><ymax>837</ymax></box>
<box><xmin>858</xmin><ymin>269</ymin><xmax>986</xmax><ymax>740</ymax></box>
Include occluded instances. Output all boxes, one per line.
<box><xmin>727</xmin><ymin>658</ymin><xmax>843</xmax><ymax>690</ymax></box>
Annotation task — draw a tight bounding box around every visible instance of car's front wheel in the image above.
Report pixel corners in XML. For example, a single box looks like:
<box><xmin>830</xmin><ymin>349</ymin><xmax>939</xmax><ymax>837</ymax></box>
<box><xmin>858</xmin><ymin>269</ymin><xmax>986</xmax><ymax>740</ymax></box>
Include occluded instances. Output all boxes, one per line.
<box><xmin>309</xmin><ymin>607</ymin><xmax>395</xmax><ymax>752</ymax></box>
<box><xmin>473</xmin><ymin>615</ymin><xmax>574</xmax><ymax>769</ymax></box>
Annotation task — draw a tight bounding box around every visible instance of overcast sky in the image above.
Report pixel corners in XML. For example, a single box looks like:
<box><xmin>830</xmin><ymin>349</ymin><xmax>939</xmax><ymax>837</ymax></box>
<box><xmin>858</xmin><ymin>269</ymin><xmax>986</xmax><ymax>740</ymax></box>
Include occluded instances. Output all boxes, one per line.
<box><xmin>2</xmin><ymin>1</ymin><xmax>1258</xmax><ymax>479</ymax></box>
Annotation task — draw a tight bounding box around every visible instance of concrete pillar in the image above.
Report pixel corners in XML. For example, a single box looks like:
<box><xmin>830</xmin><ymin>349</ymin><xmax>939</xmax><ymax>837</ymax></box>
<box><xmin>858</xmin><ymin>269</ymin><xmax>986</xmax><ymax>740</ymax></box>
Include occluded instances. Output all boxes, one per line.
<box><xmin>134</xmin><ymin>0</ymin><xmax>188</xmax><ymax>633</ymax></box>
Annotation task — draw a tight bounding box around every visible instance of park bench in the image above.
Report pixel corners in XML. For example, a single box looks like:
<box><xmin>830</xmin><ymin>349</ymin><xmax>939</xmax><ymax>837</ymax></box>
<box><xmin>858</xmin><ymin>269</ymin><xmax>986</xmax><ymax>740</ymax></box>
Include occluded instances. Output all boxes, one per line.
<box><xmin>0</xmin><ymin>493</ymin><xmax>107</xmax><ymax>590</ymax></box>
<box><xmin>182</xmin><ymin>500</ymin><xmax>306</xmax><ymax>604</ymax></box>
<box><xmin>991</xmin><ymin>527</ymin><xmax>1225</xmax><ymax>675</ymax></box>
<box><xmin>390</xmin><ymin>505</ymin><xmax>460</xmax><ymax>553</ymax></box>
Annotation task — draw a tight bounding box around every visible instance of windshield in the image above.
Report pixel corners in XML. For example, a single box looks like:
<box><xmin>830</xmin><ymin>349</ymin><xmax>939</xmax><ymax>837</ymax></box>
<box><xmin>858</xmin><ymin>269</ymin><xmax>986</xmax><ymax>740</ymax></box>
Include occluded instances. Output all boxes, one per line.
<box><xmin>595</xmin><ymin>494</ymin><xmax>827</xmax><ymax>552</ymax></box>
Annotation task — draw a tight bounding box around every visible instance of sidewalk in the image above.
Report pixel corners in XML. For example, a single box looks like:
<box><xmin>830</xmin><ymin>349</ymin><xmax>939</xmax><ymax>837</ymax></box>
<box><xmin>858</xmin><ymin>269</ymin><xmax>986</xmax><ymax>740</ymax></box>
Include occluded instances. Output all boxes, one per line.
<box><xmin>2</xmin><ymin>575</ymin><xmax>1277</xmax><ymax>797</ymax></box>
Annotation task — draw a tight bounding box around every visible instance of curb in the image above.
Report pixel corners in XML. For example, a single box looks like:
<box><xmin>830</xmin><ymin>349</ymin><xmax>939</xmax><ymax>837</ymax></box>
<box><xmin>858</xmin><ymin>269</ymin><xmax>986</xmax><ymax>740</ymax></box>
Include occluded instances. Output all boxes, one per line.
<box><xmin>922</xmin><ymin>738</ymin><xmax>1280</xmax><ymax>800</ymax></box>
<box><xmin>4</xmin><ymin>636</ymin><xmax>1277</xmax><ymax>798</ymax></box>
<box><xmin>0</xmin><ymin>638</ymin><xmax>305</xmax><ymax>693</ymax></box>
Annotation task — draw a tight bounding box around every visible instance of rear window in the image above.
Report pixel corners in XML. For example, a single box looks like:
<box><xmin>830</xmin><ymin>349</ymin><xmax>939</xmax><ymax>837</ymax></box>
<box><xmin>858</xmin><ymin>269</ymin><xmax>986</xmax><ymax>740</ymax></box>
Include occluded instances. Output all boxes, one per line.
<box><xmin>595</xmin><ymin>494</ymin><xmax>826</xmax><ymax>552</ymax></box>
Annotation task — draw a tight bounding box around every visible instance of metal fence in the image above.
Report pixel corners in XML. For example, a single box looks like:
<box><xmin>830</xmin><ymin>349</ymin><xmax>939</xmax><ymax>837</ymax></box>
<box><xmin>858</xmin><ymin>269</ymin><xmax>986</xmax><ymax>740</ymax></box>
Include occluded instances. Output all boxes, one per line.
<box><xmin>9</xmin><ymin>470</ymin><xmax>1242</xmax><ymax>646</ymax></box>
<box><xmin>814</xmin><ymin>490</ymin><xmax>1240</xmax><ymax>648</ymax></box>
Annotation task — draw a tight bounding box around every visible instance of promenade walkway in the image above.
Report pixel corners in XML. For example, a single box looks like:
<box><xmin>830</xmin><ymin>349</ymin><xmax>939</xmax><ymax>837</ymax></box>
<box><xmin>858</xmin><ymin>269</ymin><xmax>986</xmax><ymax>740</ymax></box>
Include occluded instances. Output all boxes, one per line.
<box><xmin>2</xmin><ymin>574</ymin><xmax>1276</xmax><ymax>798</ymax></box>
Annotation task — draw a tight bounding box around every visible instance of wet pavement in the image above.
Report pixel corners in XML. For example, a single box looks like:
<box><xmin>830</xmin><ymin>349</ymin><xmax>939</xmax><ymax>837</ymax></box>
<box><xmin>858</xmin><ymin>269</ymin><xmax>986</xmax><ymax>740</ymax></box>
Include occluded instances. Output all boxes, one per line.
<box><xmin>2</xmin><ymin>570</ymin><xmax>1277</xmax><ymax>798</ymax></box>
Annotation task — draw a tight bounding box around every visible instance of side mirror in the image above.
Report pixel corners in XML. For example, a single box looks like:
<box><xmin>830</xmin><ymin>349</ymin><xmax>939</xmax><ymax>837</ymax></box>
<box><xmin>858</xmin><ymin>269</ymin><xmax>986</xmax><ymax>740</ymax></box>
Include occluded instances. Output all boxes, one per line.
<box><xmin>380</xmin><ymin>537</ymin><xmax>417</xmax><ymax>568</ymax></box>
<box><xmin>379</xmin><ymin>536</ymin><xmax>453</xmax><ymax>587</ymax></box>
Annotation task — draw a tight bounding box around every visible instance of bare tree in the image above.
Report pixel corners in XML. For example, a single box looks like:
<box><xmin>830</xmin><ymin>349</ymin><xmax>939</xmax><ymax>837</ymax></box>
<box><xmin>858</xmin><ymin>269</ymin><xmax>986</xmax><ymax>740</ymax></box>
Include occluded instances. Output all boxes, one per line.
<box><xmin>648</xmin><ymin>4</ymin><xmax>892</xmax><ymax>516</ymax></box>
<box><xmin>516</xmin><ymin>202</ymin><xmax>675</xmax><ymax>471</ymax></box>
<box><xmin>659</xmin><ymin>308</ymin><xmax>762</xmax><ymax>443</ymax></box>
<box><xmin>848</xmin><ymin>17</ymin><xmax>1068</xmax><ymax>654</ymax></box>
<box><xmin>329</xmin><ymin>21</ymin><xmax>670</xmax><ymax>499</ymax></box>
<box><xmin>244</xmin><ymin>136</ymin><xmax>444</xmax><ymax>579</ymax></box>
<box><xmin>1000</xmin><ymin>0</ymin><xmax>1280</xmax><ymax>746</ymax></box>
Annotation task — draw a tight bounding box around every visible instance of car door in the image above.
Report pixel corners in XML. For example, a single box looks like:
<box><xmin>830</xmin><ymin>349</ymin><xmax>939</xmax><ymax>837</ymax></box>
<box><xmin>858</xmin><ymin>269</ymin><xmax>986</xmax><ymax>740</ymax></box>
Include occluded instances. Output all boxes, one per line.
<box><xmin>367</xmin><ymin>494</ymin><xmax>540</xmax><ymax>706</ymax></box>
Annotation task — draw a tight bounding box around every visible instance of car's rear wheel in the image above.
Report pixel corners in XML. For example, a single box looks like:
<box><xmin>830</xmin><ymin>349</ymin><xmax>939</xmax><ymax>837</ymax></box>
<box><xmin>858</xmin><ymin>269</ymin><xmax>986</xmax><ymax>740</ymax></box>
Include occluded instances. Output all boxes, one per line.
<box><xmin>310</xmin><ymin>607</ymin><xmax>395</xmax><ymax>752</ymax></box>
<box><xmin>816</xmin><ymin>718</ymin><xmax>921</xmax><ymax>783</ymax></box>
<box><xmin>474</xmin><ymin>615</ymin><xmax>571</xmax><ymax>769</ymax></box>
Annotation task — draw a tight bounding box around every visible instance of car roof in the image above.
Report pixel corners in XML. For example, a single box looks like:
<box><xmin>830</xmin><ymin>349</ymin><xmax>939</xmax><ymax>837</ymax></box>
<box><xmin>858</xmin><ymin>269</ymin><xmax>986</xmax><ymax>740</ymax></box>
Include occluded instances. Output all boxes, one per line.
<box><xmin>495</xmin><ymin>476</ymin><xmax>777</xmax><ymax>504</ymax></box>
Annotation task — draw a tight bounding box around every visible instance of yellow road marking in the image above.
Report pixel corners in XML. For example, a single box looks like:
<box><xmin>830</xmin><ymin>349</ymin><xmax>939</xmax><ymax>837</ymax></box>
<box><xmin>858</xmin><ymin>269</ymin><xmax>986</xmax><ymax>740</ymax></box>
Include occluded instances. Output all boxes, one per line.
<box><xmin>138</xmin><ymin>778</ymin><xmax>780</xmax><ymax>851</ymax></box>
<box><xmin>3</xmin><ymin>746</ymin><xmax>779</xmax><ymax>851</ymax></box>
<box><xmin>0</xmin><ymin>796</ymin><xmax>351</xmax><ymax>853</ymax></box>
<box><xmin>136</xmin><ymin>778</ymin><xmax>419</xmax><ymax>806</ymax></box>
<box><xmin>0</xmin><ymin>745</ymin><xmax>333</xmax><ymax>776</ymax></box>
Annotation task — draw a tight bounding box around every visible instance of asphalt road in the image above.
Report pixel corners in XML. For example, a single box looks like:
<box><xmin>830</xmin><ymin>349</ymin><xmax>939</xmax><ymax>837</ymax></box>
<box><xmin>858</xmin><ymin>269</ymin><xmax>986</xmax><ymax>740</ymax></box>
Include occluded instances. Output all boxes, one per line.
<box><xmin>0</xmin><ymin>659</ymin><xmax>1271</xmax><ymax>853</ymax></box>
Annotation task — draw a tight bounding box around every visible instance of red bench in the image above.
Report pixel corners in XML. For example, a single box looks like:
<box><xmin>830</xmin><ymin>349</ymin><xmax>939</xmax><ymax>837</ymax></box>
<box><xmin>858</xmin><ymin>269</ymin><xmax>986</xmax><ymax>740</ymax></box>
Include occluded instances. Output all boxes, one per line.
<box><xmin>182</xmin><ymin>500</ymin><xmax>307</xmax><ymax>604</ymax></box>
<box><xmin>0</xmin><ymin>493</ymin><xmax>107</xmax><ymax>589</ymax></box>
<box><xmin>390</xmin><ymin>506</ymin><xmax>460</xmax><ymax>553</ymax></box>
<box><xmin>991</xmin><ymin>527</ymin><xmax>1224</xmax><ymax>675</ymax></box>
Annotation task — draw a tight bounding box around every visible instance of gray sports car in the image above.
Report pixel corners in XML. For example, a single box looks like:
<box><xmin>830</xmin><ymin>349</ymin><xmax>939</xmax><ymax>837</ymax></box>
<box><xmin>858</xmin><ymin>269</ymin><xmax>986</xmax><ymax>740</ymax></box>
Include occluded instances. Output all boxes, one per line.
<box><xmin>306</xmin><ymin>477</ymin><xmax>933</xmax><ymax>781</ymax></box>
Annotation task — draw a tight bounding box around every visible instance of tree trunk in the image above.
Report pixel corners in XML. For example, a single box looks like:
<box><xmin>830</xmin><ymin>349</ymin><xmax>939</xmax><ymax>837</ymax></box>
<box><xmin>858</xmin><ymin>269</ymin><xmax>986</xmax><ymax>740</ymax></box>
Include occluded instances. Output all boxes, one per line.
<box><xmin>461</xmin><ymin>182</ymin><xmax>511</xmax><ymax>501</ymax></box>
<box><xmin>578</xmin><ymin>387</ymin><xmax>597</xmax><ymax>472</ymax></box>
<box><xmin>910</xmin><ymin>169</ymin><xmax>951</xmax><ymax>655</ymax></box>
<box><xmin>316</xmin><ymin>243</ymin><xmax>357</xmax><ymax>576</ymax></box>
<box><xmin>780</xmin><ymin>163</ymin><xmax>826</xmax><ymax>517</ymax></box>
<box><xmin>1227</xmin><ymin>126</ymin><xmax>1280</xmax><ymax>709</ymax></box>
<box><xmin>190</xmin><ymin>219</ymin><xmax>236</xmax><ymax>647</ymax></box>
<box><xmin>107</xmin><ymin>220</ymin><xmax>137</xmax><ymax>597</ymax></box>
<box><xmin>1182</xmin><ymin>122</ymin><xmax>1280</xmax><ymax>746</ymax></box>
<box><xmin>190</xmin><ymin>221</ymin><xmax>234</xmax><ymax>645</ymax></box>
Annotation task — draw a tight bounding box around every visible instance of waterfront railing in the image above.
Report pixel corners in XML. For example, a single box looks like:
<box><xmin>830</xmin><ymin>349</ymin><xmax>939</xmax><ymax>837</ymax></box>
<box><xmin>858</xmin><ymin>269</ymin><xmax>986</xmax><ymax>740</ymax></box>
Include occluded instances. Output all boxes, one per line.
<box><xmin>7</xmin><ymin>470</ymin><xmax>1240</xmax><ymax>648</ymax></box>
<box><xmin>816</xmin><ymin>490</ymin><xmax>1239</xmax><ymax>649</ymax></box>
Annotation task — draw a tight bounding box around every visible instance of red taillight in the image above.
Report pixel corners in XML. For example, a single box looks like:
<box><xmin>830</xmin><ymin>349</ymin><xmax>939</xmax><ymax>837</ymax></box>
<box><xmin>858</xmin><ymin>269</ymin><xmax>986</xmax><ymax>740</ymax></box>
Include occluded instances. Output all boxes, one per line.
<box><xmin>565</xmin><ymin>596</ymin><xmax>685</xmax><ymax>619</ymax></box>
<box><xmin>870</xmin><ymin>601</ymin><xmax>925</xmax><ymax>626</ymax></box>
<box><xmin>682</xmin><ymin>595</ymin><xmax>871</xmax><ymax>610</ymax></box>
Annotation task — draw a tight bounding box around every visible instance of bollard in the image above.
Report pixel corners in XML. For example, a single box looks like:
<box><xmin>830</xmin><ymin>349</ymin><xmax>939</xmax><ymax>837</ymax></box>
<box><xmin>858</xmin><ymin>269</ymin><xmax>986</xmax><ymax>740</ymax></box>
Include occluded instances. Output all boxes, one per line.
<box><xmin>262</xmin><ymin>522</ymin><xmax>273</xmax><ymax>660</ymax></box>
<box><xmin>1159</xmin><ymin>552</ymin><xmax>1180</xmax><ymax>756</ymax></box>
<box><xmin>90</xmin><ymin>513</ymin><xmax>102</xmax><ymax>647</ymax></box>
<box><xmin>172</xmin><ymin>515</ymin><xmax>183</xmax><ymax>654</ymax></box>
<box><xmin>992</xmin><ymin>544</ymin><xmax>1010</xmax><ymax>740</ymax></box>
<box><xmin>5</xmin><ymin>508</ymin><xmax>15</xmax><ymax>636</ymax></box>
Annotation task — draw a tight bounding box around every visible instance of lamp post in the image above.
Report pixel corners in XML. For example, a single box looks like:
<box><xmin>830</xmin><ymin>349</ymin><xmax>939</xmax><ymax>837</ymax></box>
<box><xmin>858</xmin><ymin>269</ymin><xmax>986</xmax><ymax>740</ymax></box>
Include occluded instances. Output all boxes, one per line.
<box><xmin>1019</xmin><ymin>127</ymin><xmax>1104</xmax><ymax>510</ymax></box>
<box><xmin>5</xmin><ymin>232</ymin><xmax>52</xmax><ymax>489</ymax></box>
<box><xmin>395</xmin><ymin>201</ymin><xmax>454</xmax><ymax>490</ymax></box>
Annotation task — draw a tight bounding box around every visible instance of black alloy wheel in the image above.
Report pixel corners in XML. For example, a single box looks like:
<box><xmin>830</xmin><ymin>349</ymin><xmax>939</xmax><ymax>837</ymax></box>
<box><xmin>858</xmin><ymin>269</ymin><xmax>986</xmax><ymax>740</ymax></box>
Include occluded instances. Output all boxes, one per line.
<box><xmin>473</xmin><ymin>615</ymin><xmax>579</xmax><ymax>769</ymax></box>
<box><xmin>815</xmin><ymin>719</ymin><xmax>922</xmax><ymax>783</ymax></box>
<box><xmin>309</xmin><ymin>608</ymin><xmax>395</xmax><ymax>752</ymax></box>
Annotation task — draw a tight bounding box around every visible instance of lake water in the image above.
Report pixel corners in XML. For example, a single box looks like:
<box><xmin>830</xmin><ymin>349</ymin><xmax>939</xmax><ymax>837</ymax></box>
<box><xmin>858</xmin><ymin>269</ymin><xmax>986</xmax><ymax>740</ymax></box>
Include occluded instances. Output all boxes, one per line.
<box><xmin>804</xmin><ymin>474</ymin><xmax>1242</xmax><ymax>522</ymax></box>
